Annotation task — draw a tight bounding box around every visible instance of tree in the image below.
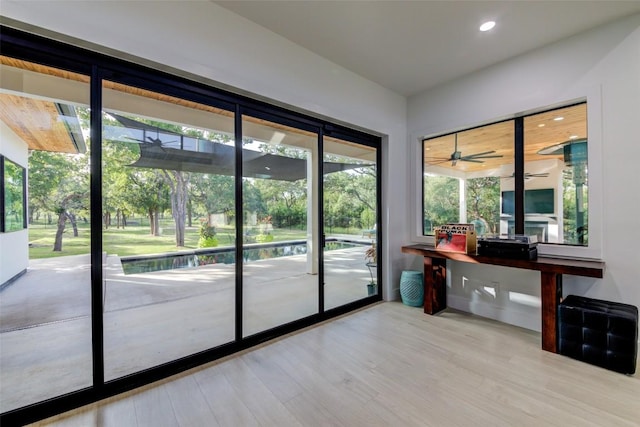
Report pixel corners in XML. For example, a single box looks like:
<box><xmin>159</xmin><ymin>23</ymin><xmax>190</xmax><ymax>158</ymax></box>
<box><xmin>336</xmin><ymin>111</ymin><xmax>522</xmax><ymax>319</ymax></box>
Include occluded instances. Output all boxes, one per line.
<box><xmin>28</xmin><ymin>150</ymin><xmax>89</xmax><ymax>251</ymax></box>
<box><xmin>466</xmin><ymin>177</ymin><xmax>500</xmax><ymax>234</ymax></box>
<box><xmin>423</xmin><ymin>175</ymin><xmax>459</xmax><ymax>232</ymax></box>
<box><xmin>323</xmin><ymin>166</ymin><xmax>376</xmax><ymax>230</ymax></box>
<box><xmin>101</xmin><ymin>136</ymin><xmax>139</xmax><ymax>230</ymax></box>
<box><xmin>53</xmin><ymin>193</ymin><xmax>85</xmax><ymax>251</ymax></box>
<box><xmin>105</xmin><ymin>115</ymin><xmax>196</xmax><ymax>246</ymax></box>
<box><xmin>123</xmin><ymin>170</ymin><xmax>170</xmax><ymax>236</ymax></box>
<box><xmin>254</xmin><ymin>178</ymin><xmax>306</xmax><ymax>229</ymax></box>
<box><xmin>28</xmin><ymin>151</ymin><xmax>71</xmax><ymax>224</ymax></box>
<box><xmin>191</xmin><ymin>174</ymin><xmax>236</xmax><ymax>225</ymax></box>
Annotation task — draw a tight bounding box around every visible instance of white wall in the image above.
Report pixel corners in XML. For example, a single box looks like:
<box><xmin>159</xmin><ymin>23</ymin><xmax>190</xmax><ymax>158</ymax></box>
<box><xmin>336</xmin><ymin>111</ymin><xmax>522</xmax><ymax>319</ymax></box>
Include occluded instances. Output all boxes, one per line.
<box><xmin>1</xmin><ymin>1</ymin><xmax>409</xmax><ymax>299</ymax></box>
<box><xmin>408</xmin><ymin>14</ymin><xmax>640</xmax><ymax>330</ymax></box>
<box><xmin>0</xmin><ymin>121</ymin><xmax>29</xmax><ymax>285</ymax></box>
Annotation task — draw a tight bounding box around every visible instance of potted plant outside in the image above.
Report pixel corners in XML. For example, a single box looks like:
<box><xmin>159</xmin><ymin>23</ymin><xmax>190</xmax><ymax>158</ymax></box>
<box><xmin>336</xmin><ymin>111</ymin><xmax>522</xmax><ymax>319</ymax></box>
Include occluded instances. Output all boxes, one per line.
<box><xmin>364</xmin><ymin>242</ymin><xmax>377</xmax><ymax>295</ymax></box>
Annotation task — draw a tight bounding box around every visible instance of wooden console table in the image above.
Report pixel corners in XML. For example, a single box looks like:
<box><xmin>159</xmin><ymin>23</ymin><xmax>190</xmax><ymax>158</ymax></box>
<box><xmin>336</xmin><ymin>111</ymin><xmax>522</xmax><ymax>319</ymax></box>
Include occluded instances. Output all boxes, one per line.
<box><xmin>401</xmin><ymin>244</ymin><xmax>605</xmax><ymax>353</ymax></box>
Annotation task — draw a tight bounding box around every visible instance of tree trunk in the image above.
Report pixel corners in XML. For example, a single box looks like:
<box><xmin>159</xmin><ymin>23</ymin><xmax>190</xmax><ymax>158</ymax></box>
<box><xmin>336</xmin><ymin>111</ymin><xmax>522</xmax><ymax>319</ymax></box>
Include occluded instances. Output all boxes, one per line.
<box><xmin>153</xmin><ymin>207</ymin><xmax>160</xmax><ymax>237</ymax></box>
<box><xmin>148</xmin><ymin>208</ymin><xmax>155</xmax><ymax>235</ymax></box>
<box><xmin>53</xmin><ymin>211</ymin><xmax>66</xmax><ymax>251</ymax></box>
<box><xmin>163</xmin><ymin>170</ymin><xmax>189</xmax><ymax>247</ymax></box>
<box><xmin>67</xmin><ymin>212</ymin><xmax>79</xmax><ymax>237</ymax></box>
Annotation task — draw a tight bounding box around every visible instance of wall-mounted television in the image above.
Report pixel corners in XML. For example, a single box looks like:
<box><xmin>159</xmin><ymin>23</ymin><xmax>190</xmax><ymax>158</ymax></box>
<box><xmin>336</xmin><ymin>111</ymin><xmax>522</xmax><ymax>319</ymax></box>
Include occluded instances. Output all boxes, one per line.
<box><xmin>501</xmin><ymin>188</ymin><xmax>554</xmax><ymax>215</ymax></box>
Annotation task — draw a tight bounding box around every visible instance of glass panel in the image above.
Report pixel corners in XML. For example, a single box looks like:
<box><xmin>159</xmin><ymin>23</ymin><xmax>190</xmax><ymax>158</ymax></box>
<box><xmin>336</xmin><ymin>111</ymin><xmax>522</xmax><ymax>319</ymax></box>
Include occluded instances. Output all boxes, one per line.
<box><xmin>524</xmin><ymin>104</ymin><xmax>588</xmax><ymax>245</ymax></box>
<box><xmin>0</xmin><ymin>57</ymin><xmax>92</xmax><ymax>411</ymax></box>
<box><xmin>101</xmin><ymin>81</ymin><xmax>235</xmax><ymax>380</ymax></box>
<box><xmin>3</xmin><ymin>158</ymin><xmax>26</xmax><ymax>232</ymax></box>
<box><xmin>241</xmin><ymin>115</ymin><xmax>318</xmax><ymax>336</ymax></box>
<box><xmin>323</xmin><ymin>137</ymin><xmax>378</xmax><ymax>309</ymax></box>
<box><xmin>424</xmin><ymin>121</ymin><xmax>514</xmax><ymax>236</ymax></box>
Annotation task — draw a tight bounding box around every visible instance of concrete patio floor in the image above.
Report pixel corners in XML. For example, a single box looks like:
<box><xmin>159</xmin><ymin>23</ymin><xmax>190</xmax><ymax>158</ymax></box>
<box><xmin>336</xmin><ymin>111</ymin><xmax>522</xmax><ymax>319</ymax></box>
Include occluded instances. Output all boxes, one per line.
<box><xmin>0</xmin><ymin>242</ymin><xmax>374</xmax><ymax>413</ymax></box>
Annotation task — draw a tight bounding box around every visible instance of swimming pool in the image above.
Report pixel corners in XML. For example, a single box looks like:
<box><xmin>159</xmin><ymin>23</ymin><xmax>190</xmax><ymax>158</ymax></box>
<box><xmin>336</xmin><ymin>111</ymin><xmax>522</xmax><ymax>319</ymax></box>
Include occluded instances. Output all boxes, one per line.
<box><xmin>120</xmin><ymin>239</ymin><xmax>365</xmax><ymax>274</ymax></box>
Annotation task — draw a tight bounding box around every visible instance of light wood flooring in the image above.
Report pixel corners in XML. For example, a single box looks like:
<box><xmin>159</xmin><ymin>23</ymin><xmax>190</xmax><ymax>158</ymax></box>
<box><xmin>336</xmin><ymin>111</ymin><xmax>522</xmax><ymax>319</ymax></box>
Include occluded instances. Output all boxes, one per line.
<box><xmin>30</xmin><ymin>302</ymin><xmax>640</xmax><ymax>426</ymax></box>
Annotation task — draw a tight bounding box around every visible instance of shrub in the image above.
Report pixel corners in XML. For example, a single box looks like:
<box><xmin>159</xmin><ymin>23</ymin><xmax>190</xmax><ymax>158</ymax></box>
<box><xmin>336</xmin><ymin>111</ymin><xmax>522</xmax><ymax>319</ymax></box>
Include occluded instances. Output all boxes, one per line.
<box><xmin>198</xmin><ymin>236</ymin><xmax>219</xmax><ymax>248</ymax></box>
<box><xmin>255</xmin><ymin>233</ymin><xmax>274</xmax><ymax>243</ymax></box>
<box><xmin>198</xmin><ymin>219</ymin><xmax>218</xmax><ymax>248</ymax></box>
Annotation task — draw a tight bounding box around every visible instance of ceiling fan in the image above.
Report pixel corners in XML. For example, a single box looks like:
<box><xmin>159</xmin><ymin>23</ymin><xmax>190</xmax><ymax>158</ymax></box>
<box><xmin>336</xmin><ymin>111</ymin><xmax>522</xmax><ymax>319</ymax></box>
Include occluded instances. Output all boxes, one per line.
<box><xmin>428</xmin><ymin>134</ymin><xmax>503</xmax><ymax>166</ymax></box>
<box><xmin>501</xmin><ymin>172</ymin><xmax>550</xmax><ymax>179</ymax></box>
<box><xmin>126</xmin><ymin>134</ymin><xmax>178</xmax><ymax>151</ymax></box>
<box><xmin>108</xmin><ymin>112</ymin><xmax>179</xmax><ymax>151</ymax></box>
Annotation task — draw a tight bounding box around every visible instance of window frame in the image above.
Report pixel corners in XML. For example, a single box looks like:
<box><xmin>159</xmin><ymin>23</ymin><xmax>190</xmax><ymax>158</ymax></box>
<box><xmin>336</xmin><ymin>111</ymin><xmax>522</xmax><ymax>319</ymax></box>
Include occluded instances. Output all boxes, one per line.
<box><xmin>0</xmin><ymin>155</ymin><xmax>27</xmax><ymax>233</ymax></box>
<box><xmin>412</xmin><ymin>95</ymin><xmax>603</xmax><ymax>260</ymax></box>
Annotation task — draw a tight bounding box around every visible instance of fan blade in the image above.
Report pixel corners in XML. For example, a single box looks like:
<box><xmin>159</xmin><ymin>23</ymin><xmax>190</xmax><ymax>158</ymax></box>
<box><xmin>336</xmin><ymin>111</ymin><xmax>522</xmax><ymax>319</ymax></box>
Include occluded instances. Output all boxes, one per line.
<box><xmin>147</xmin><ymin>137</ymin><xmax>179</xmax><ymax>145</ymax></box>
<box><xmin>125</xmin><ymin>136</ymin><xmax>147</xmax><ymax>144</ymax></box>
<box><xmin>425</xmin><ymin>159</ymin><xmax>453</xmax><ymax>166</ymax></box>
<box><xmin>460</xmin><ymin>158</ymin><xmax>483</xmax><ymax>163</ymax></box>
<box><xmin>463</xmin><ymin>150</ymin><xmax>496</xmax><ymax>157</ymax></box>
<box><xmin>461</xmin><ymin>154</ymin><xmax>502</xmax><ymax>160</ymax></box>
<box><xmin>527</xmin><ymin>173</ymin><xmax>550</xmax><ymax>178</ymax></box>
<box><xmin>501</xmin><ymin>172</ymin><xmax>551</xmax><ymax>179</ymax></box>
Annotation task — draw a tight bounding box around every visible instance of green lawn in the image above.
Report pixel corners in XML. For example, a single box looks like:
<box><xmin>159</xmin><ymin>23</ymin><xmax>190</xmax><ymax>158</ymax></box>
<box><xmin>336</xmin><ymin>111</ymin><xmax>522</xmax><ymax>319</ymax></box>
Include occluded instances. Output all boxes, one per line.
<box><xmin>27</xmin><ymin>221</ymin><xmax>318</xmax><ymax>259</ymax></box>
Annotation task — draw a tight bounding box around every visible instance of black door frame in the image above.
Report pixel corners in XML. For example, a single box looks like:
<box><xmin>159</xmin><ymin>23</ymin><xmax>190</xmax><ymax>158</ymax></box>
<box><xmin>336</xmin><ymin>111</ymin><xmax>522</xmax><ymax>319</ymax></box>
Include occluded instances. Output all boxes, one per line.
<box><xmin>0</xmin><ymin>25</ymin><xmax>382</xmax><ymax>426</ymax></box>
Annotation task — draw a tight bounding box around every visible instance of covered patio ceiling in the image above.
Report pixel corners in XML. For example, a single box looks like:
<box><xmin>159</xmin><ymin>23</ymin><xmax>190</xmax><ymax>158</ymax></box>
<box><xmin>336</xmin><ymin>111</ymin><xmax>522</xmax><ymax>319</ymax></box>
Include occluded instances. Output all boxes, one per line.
<box><xmin>423</xmin><ymin>103</ymin><xmax>587</xmax><ymax>174</ymax></box>
<box><xmin>0</xmin><ymin>56</ymin><xmax>377</xmax><ymax>167</ymax></box>
<box><xmin>0</xmin><ymin>93</ymin><xmax>86</xmax><ymax>154</ymax></box>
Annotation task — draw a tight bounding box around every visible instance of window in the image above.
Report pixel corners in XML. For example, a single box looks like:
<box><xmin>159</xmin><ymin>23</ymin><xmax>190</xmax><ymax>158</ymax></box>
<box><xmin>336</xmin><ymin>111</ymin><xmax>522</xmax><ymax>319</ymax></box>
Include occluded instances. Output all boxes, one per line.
<box><xmin>423</xmin><ymin>120</ymin><xmax>514</xmax><ymax>238</ymax></box>
<box><xmin>1</xmin><ymin>157</ymin><xmax>26</xmax><ymax>232</ymax></box>
<box><xmin>422</xmin><ymin>102</ymin><xmax>588</xmax><ymax>248</ymax></box>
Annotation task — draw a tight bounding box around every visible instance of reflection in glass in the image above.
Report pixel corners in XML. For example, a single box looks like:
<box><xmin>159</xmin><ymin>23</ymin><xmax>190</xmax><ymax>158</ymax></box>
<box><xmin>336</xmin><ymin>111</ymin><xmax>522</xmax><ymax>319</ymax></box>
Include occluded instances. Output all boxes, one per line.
<box><xmin>323</xmin><ymin>137</ymin><xmax>378</xmax><ymax>309</ymax></box>
<box><xmin>101</xmin><ymin>81</ymin><xmax>236</xmax><ymax>380</ymax></box>
<box><xmin>423</xmin><ymin>174</ymin><xmax>460</xmax><ymax>234</ymax></box>
<box><xmin>423</xmin><ymin>121</ymin><xmax>514</xmax><ymax>236</ymax></box>
<box><xmin>524</xmin><ymin>103</ymin><xmax>588</xmax><ymax>245</ymax></box>
<box><xmin>241</xmin><ymin>115</ymin><xmax>318</xmax><ymax>336</ymax></box>
<box><xmin>423</xmin><ymin>103</ymin><xmax>588</xmax><ymax>246</ymax></box>
<box><xmin>3</xmin><ymin>158</ymin><xmax>25</xmax><ymax>232</ymax></box>
<box><xmin>0</xmin><ymin>57</ymin><xmax>92</xmax><ymax>412</ymax></box>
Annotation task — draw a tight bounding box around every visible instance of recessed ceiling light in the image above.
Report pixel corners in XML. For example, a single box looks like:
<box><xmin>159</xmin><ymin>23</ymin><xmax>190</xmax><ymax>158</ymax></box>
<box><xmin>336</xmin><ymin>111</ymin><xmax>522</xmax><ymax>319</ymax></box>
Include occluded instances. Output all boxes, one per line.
<box><xmin>538</xmin><ymin>124</ymin><xmax>545</xmax><ymax>128</ymax></box>
<box><xmin>479</xmin><ymin>21</ymin><xmax>496</xmax><ymax>32</ymax></box>
<box><xmin>569</xmin><ymin>135</ymin><xmax>579</xmax><ymax>139</ymax></box>
<box><xmin>553</xmin><ymin>116</ymin><xmax>564</xmax><ymax>121</ymax></box>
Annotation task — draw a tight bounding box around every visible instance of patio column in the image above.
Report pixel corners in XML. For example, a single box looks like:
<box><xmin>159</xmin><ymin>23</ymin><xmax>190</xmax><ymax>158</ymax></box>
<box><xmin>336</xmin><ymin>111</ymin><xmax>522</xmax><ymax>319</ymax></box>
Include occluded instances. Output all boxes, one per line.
<box><xmin>307</xmin><ymin>145</ymin><xmax>319</xmax><ymax>275</ymax></box>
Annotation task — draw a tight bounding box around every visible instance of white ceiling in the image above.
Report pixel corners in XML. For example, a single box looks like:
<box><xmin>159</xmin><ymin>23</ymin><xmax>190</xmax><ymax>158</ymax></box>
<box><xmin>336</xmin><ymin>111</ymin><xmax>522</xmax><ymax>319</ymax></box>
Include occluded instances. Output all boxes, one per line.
<box><xmin>214</xmin><ymin>1</ymin><xmax>640</xmax><ymax>97</ymax></box>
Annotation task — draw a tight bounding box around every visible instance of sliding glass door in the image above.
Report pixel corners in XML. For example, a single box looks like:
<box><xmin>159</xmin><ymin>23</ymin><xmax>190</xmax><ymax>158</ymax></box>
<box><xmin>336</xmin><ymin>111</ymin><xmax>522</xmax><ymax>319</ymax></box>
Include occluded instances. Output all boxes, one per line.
<box><xmin>323</xmin><ymin>135</ymin><xmax>379</xmax><ymax>309</ymax></box>
<box><xmin>241</xmin><ymin>114</ymin><xmax>320</xmax><ymax>336</ymax></box>
<box><xmin>101</xmin><ymin>80</ymin><xmax>236</xmax><ymax>380</ymax></box>
<box><xmin>0</xmin><ymin>57</ymin><xmax>92</xmax><ymax>412</ymax></box>
<box><xmin>0</xmin><ymin>29</ymin><xmax>381</xmax><ymax>423</ymax></box>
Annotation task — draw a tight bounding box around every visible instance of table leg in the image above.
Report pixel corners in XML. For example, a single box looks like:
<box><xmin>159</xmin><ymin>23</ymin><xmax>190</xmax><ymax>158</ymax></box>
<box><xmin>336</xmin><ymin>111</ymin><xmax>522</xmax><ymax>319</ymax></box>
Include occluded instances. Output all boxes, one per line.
<box><xmin>541</xmin><ymin>272</ymin><xmax>562</xmax><ymax>353</ymax></box>
<box><xmin>423</xmin><ymin>257</ymin><xmax>447</xmax><ymax>315</ymax></box>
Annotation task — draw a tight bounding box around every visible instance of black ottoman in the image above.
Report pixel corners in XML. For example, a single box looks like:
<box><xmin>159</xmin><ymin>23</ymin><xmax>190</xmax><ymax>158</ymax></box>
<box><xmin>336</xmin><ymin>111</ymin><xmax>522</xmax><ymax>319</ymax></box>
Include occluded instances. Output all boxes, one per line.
<box><xmin>558</xmin><ymin>295</ymin><xmax>638</xmax><ymax>374</ymax></box>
